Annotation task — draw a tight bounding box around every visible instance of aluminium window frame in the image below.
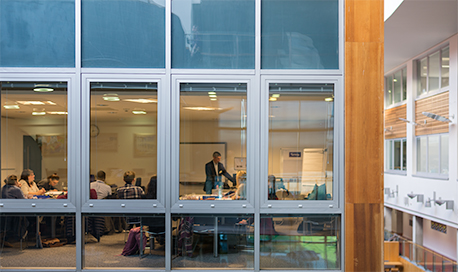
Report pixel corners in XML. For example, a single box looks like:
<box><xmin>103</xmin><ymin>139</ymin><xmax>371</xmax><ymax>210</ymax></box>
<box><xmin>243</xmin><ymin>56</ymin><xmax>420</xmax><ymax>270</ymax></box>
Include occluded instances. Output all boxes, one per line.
<box><xmin>385</xmin><ymin>138</ymin><xmax>407</xmax><ymax>174</ymax></box>
<box><xmin>416</xmin><ymin>45</ymin><xmax>450</xmax><ymax>99</ymax></box>
<box><xmin>415</xmin><ymin>133</ymin><xmax>449</xmax><ymax>178</ymax></box>
<box><xmin>385</xmin><ymin>67</ymin><xmax>407</xmax><ymax>108</ymax></box>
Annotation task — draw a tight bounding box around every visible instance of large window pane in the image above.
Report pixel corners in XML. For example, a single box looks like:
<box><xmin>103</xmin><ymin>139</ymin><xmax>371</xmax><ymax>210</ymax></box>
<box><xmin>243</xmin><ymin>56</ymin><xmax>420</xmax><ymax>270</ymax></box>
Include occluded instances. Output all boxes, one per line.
<box><xmin>82</xmin><ymin>0</ymin><xmax>165</xmax><ymax>68</ymax></box>
<box><xmin>386</xmin><ymin>75</ymin><xmax>393</xmax><ymax>106</ymax></box>
<box><xmin>260</xmin><ymin>214</ymin><xmax>340</xmax><ymax>269</ymax></box>
<box><xmin>90</xmin><ymin>83</ymin><xmax>157</xmax><ymax>199</ymax></box>
<box><xmin>386</xmin><ymin>141</ymin><xmax>393</xmax><ymax>170</ymax></box>
<box><xmin>402</xmin><ymin>139</ymin><xmax>407</xmax><ymax>171</ymax></box>
<box><xmin>1</xmin><ymin>82</ymin><xmax>68</xmax><ymax>199</ymax></box>
<box><xmin>83</xmin><ymin>214</ymin><xmax>165</xmax><ymax>269</ymax></box>
<box><xmin>417</xmin><ymin>137</ymin><xmax>427</xmax><ymax>173</ymax></box>
<box><xmin>0</xmin><ymin>214</ymin><xmax>75</xmax><ymax>268</ymax></box>
<box><xmin>0</xmin><ymin>0</ymin><xmax>75</xmax><ymax>67</ymax></box>
<box><xmin>179</xmin><ymin>83</ymin><xmax>246</xmax><ymax>200</ymax></box>
<box><xmin>172</xmin><ymin>214</ymin><xmax>254</xmax><ymax>269</ymax></box>
<box><xmin>172</xmin><ymin>0</ymin><xmax>255</xmax><ymax>69</ymax></box>
<box><xmin>428</xmin><ymin>51</ymin><xmax>440</xmax><ymax>93</ymax></box>
<box><xmin>440</xmin><ymin>134</ymin><xmax>449</xmax><ymax>174</ymax></box>
<box><xmin>441</xmin><ymin>47</ymin><xmax>449</xmax><ymax>88</ymax></box>
<box><xmin>393</xmin><ymin>71</ymin><xmax>402</xmax><ymax>104</ymax></box>
<box><xmin>261</xmin><ymin>0</ymin><xmax>338</xmax><ymax>69</ymax></box>
<box><xmin>393</xmin><ymin>140</ymin><xmax>401</xmax><ymax>170</ymax></box>
<box><xmin>402</xmin><ymin>67</ymin><xmax>407</xmax><ymax>101</ymax></box>
<box><xmin>428</xmin><ymin>135</ymin><xmax>439</xmax><ymax>174</ymax></box>
<box><xmin>418</xmin><ymin>57</ymin><xmax>427</xmax><ymax>96</ymax></box>
<box><xmin>268</xmin><ymin>84</ymin><xmax>333</xmax><ymax>201</ymax></box>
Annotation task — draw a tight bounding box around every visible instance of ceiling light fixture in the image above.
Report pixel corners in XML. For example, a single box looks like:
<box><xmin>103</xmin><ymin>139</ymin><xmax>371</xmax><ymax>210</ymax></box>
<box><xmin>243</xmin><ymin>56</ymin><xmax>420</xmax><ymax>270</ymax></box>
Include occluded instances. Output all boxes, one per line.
<box><xmin>123</xmin><ymin>98</ymin><xmax>157</xmax><ymax>103</ymax></box>
<box><xmin>269</xmin><ymin>97</ymin><xmax>277</xmax><ymax>102</ymax></box>
<box><xmin>132</xmin><ymin>110</ymin><xmax>147</xmax><ymax>115</ymax></box>
<box><xmin>47</xmin><ymin>111</ymin><xmax>68</xmax><ymax>115</ymax></box>
<box><xmin>271</xmin><ymin>94</ymin><xmax>280</xmax><ymax>98</ymax></box>
<box><xmin>33</xmin><ymin>87</ymin><xmax>54</xmax><ymax>92</ymax></box>
<box><xmin>208</xmin><ymin>92</ymin><xmax>216</xmax><ymax>95</ymax></box>
<box><xmin>32</xmin><ymin>112</ymin><xmax>46</xmax><ymax>116</ymax></box>
<box><xmin>210</xmin><ymin>98</ymin><xmax>217</xmax><ymax>101</ymax></box>
<box><xmin>3</xmin><ymin>104</ymin><xmax>20</xmax><ymax>109</ymax></box>
<box><xmin>209</xmin><ymin>94</ymin><xmax>217</xmax><ymax>98</ymax></box>
<box><xmin>103</xmin><ymin>94</ymin><xmax>120</xmax><ymax>102</ymax></box>
<box><xmin>16</xmin><ymin>101</ymin><xmax>46</xmax><ymax>106</ymax></box>
<box><xmin>325</xmin><ymin>97</ymin><xmax>334</xmax><ymax>102</ymax></box>
<box><xmin>183</xmin><ymin>106</ymin><xmax>222</xmax><ymax>111</ymax></box>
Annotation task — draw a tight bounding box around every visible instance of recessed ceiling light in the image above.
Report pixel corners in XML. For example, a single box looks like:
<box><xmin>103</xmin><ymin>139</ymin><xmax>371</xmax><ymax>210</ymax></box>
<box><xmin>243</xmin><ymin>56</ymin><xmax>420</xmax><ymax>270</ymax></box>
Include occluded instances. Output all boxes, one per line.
<box><xmin>123</xmin><ymin>98</ymin><xmax>157</xmax><ymax>103</ymax></box>
<box><xmin>208</xmin><ymin>92</ymin><xmax>216</xmax><ymax>95</ymax></box>
<box><xmin>325</xmin><ymin>97</ymin><xmax>334</xmax><ymax>102</ymax></box>
<box><xmin>33</xmin><ymin>87</ymin><xmax>54</xmax><ymax>92</ymax></box>
<box><xmin>3</xmin><ymin>104</ymin><xmax>20</xmax><ymax>109</ymax></box>
<box><xmin>269</xmin><ymin>97</ymin><xmax>277</xmax><ymax>101</ymax></box>
<box><xmin>271</xmin><ymin>94</ymin><xmax>280</xmax><ymax>98</ymax></box>
<box><xmin>132</xmin><ymin>110</ymin><xmax>147</xmax><ymax>115</ymax></box>
<box><xmin>209</xmin><ymin>94</ymin><xmax>217</xmax><ymax>98</ymax></box>
<box><xmin>393</xmin><ymin>79</ymin><xmax>397</xmax><ymax>82</ymax></box>
<box><xmin>103</xmin><ymin>94</ymin><xmax>120</xmax><ymax>101</ymax></box>
<box><xmin>47</xmin><ymin>111</ymin><xmax>68</xmax><ymax>115</ymax></box>
<box><xmin>32</xmin><ymin>112</ymin><xmax>46</xmax><ymax>116</ymax></box>
<box><xmin>210</xmin><ymin>98</ymin><xmax>217</xmax><ymax>101</ymax></box>
<box><xmin>183</xmin><ymin>106</ymin><xmax>222</xmax><ymax>111</ymax></box>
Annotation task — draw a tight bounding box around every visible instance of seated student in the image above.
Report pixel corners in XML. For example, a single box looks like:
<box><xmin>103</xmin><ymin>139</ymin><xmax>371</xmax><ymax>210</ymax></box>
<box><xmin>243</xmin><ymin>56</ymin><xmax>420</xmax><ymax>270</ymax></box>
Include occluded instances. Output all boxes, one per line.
<box><xmin>145</xmin><ymin>175</ymin><xmax>157</xmax><ymax>199</ymax></box>
<box><xmin>2</xmin><ymin>175</ymin><xmax>26</xmax><ymax>199</ymax></box>
<box><xmin>117</xmin><ymin>171</ymin><xmax>145</xmax><ymax>199</ymax></box>
<box><xmin>38</xmin><ymin>173</ymin><xmax>60</xmax><ymax>191</ymax></box>
<box><xmin>19</xmin><ymin>169</ymin><xmax>45</xmax><ymax>197</ymax></box>
<box><xmin>232</xmin><ymin>171</ymin><xmax>247</xmax><ymax>200</ymax></box>
<box><xmin>90</xmin><ymin>170</ymin><xmax>111</xmax><ymax>199</ymax></box>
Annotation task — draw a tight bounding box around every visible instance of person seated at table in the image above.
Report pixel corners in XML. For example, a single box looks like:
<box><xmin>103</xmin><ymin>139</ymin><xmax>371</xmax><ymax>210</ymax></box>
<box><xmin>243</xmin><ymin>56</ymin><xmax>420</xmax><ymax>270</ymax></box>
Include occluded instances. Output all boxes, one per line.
<box><xmin>145</xmin><ymin>175</ymin><xmax>157</xmax><ymax>199</ymax></box>
<box><xmin>90</xmin><ymin>170</ymin><xmax>112</xmax><ymax>199</ymax></box>
<box><xmin>117</xmin><ymin>171</ymin><xmax>145</xmax><ymax>199</ymax></box>
<box><xmin>232</xmin><ymin>171</ymin><xmax>247</xmax><ymax>200</ymax></box>
<box><xmin>2</xmin><ymin>175</ymin><xmax>26</xmax><ymax>199</ymax></box>
<box><xmin>19</xmin><ymin>169</ymin><xmax>45</xmax><ymax>197</ymax></box>
<box><xmin>38</xmin><ymin>173</ymin><xmax>60</xmax><ymax>191</ymax></box>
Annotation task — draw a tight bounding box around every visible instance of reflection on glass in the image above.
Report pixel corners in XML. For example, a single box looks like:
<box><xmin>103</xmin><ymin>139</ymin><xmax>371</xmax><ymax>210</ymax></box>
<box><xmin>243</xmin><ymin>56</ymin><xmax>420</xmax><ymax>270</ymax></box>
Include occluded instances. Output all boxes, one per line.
<box><xmin>83</xmin><ymin>214</ymin><xmax>165</xmax><ymax>269</ymax></box>
<box><xmin>428</xmin><ymin>135</ymin><xmax>439</xmax><ymax>174</ymax></box>
<box><xmin>441</xmin><ymin>47</ymin><xmax>449</xmax><ymax>88</ymax></box>
<box><xmin>172</xmin><ymin>214</ymin><xmax>254</xmax><ymax>269</ymax></box>
<box><xmin>386</xmin><ymin>75</ymin><xmax>392</xmax><ymax>106</ymax></box>
<box><xmin>82</xmin><ymin>0</ymin><xmax>165</xmax><ymax>68</ymax></box>
<box><xmin>260</xmin><ymin>214</ymin><xmax>340</xmax><ymax>269</ymax></box>
<box><xmin>261</xmin><ymin>0</ymin><xmax>338</xmax><ymax>69</ymax></box>
<box><xmin>394</xmin><ymin>140</ymin><xmax>401</xmax><ymax>170</ymax></box>
<box><xmin>172</xmin><ymin>0</ymin><xmax>255</xmax><ymax>69</ymax></box>
<box><xmin>1</xmin><ymin>82</ymin><xmax>68</xmax><ymax>199</ymax></box>
<box><xmin>179</xmin><ymin>83</ymin><xmax>247</xmax><ymax>200</ymax></box>
<box><xmin>418</xmin><ymin>57</ymin><xmax>427</xmax><ymax>96</ymax></box>
<box><xmin>0</xmin><ymin>214</ymin><xmax>75</xmax><ymax>268</ymax></box>
<box><xmin>393</xmin><ymin>71</ymin><xmax>402</xmax><ymax>104</ymax></box>
<box><xmin>417</xmin><ymin>137</ymin><xmax>427</xmax><ymax>173</ymax></box>
<box><xmin>90</xmin><ymin>83</ymin><xmax>157</xmax><ymax>199</ymax></box>
<box><xmin>268</xmin><ymin>84</ymin><xmax>333</xmax><ymax>200</ymax></box>
<box><xmin>428</xmin><ymin>51</ymin><xmax>440</xmax><ymax>93</ymax></box>
<box><xmin>440</xmin><ymin>134</ymin><xmax>449</xmax><ymax>174</ymax></box>
<box><xmin>0</xmin><ymin>0</ymin><xmax>75</xmax><ymax>67</ymax></box>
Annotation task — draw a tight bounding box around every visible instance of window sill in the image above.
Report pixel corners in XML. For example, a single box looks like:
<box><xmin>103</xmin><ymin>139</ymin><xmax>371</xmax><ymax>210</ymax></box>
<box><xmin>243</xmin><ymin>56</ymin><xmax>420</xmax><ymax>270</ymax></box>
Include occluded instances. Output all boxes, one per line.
<box><xmin>385</xmin><ymin>171</ymin><xmax>407</xmax><ymax>176</ymax></box>
<box><xmin>412</xmin><ymin>173</ymin><xmax>449</xmax><ymax>180</ymax></box>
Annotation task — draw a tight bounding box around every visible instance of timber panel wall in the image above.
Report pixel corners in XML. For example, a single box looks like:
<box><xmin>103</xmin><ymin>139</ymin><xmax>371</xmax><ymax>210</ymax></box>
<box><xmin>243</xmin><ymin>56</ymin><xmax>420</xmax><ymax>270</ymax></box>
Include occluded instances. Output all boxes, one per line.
<box><xmin>415</xmin><ymin>92</ymin><xmax>449</xmax><ymax>136</ymax></box>
<box><xmin>385</xmin><ymin>104</ymin><xmax>407</xmax><ymax>139</ymax></box>
<box><xmin>345</xmin><ymin>0</ymin><xmax>384</xmax><ymax>271</ymax></box>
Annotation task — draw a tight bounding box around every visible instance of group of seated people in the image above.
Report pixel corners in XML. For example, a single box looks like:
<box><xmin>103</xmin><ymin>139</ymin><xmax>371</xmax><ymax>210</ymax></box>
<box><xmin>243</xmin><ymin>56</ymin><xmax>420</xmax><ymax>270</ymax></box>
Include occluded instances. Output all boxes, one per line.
<box><xmin>90</xmin><ymin>170</ymin><xmax>157</xmax><ymax>199</ymax></box>
<box><xmin>1</xmin><ymin>169</ymin><xmax>61</xmax><ymax>199</ymax></box>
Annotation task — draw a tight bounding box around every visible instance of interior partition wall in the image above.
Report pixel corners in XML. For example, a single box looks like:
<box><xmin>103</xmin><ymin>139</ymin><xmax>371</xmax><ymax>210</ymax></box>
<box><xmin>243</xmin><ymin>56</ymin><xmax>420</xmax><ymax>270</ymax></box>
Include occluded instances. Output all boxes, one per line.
<box><xmin>0</xmin><ymin>0</ymin><xmax>344</xmax><ymax>271</ymax></box>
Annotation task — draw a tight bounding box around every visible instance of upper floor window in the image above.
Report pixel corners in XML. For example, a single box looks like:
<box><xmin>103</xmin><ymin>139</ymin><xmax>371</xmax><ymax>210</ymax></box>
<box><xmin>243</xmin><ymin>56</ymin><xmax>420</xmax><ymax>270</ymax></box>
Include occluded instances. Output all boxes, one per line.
<box><xmin>417</xmin><ymin>46</ymin><xmax>449</xmax><ymax>97</ymax></box>
<box><xmin>385</xmin><ymin>67</ymin><xmax>406</xmax><ymax>107</ymax></box>
<box><xmin>417</xmin><ymin>134</ymin><xmax>448</xmax><ymax>175</ymax></box>
<box><xmin>385</xmin><ymin>138</ymin><xmax>406</xmax><ymax>172</ymax></box>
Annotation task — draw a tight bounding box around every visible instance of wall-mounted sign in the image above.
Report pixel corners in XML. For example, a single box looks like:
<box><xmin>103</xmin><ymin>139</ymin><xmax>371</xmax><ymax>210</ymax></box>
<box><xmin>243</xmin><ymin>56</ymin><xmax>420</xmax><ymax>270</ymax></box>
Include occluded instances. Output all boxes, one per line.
<box><xmin>289</xmin><ymin>152</ymin><xmax>301</xmax><ymax>158</ymax></box>
<box><xmin>431</xmin><ymin>221</ymin><xmax>447</xmax><ymax>234</ymax></box>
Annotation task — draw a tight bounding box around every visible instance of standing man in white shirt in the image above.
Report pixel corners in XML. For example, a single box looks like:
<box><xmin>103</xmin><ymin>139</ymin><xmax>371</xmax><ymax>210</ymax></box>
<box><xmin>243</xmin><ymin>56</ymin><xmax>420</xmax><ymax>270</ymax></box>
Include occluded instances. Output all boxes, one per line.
<box><xmin>90</xmin><ymin>170</ymin><xmax>112</xmax><ymax>199</ymax></box>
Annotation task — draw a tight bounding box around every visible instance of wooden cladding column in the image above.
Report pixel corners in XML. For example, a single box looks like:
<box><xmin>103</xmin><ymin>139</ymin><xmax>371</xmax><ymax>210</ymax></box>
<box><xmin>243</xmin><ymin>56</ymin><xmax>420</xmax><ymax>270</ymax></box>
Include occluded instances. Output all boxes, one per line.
<box><xmin>345</xmin><ymin>0</ymin><xmax>384</xmax><ymax>271</ymax></box>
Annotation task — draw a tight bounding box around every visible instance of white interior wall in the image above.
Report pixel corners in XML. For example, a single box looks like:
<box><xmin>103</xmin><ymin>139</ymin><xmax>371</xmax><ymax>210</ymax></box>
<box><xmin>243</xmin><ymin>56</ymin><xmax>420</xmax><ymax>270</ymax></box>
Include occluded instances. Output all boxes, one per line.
<box><xmin>423</xmin><ymin>219</ymin><xmax>457</xmax><ymax>261</ymax></box>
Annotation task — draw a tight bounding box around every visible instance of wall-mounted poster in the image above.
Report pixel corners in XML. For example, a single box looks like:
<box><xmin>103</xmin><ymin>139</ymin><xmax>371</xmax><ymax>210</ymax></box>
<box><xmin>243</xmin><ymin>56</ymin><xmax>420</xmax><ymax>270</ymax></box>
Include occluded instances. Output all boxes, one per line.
<box><xmin>134</xmin><ymin>134</ymin><xmax>156</xmax><ymax>157</ymax></box>
<box><xmin>91</xmin><ymin>133</ymin><xmax>118</xmax><ymax>152</ymax></box>
<box><xmin>37</xmin><ymin>135</ymin><xmax>67</xmax><ymax>157</ymax></box>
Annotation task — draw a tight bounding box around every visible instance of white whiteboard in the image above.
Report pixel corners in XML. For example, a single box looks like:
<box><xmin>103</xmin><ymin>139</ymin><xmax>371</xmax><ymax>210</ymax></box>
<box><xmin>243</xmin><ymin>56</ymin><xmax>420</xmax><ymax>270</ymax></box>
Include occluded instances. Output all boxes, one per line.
<box><xmin>179</xmin><ymin>142</ymin><xmax>226</xmax><ymax>183</ymax></box>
